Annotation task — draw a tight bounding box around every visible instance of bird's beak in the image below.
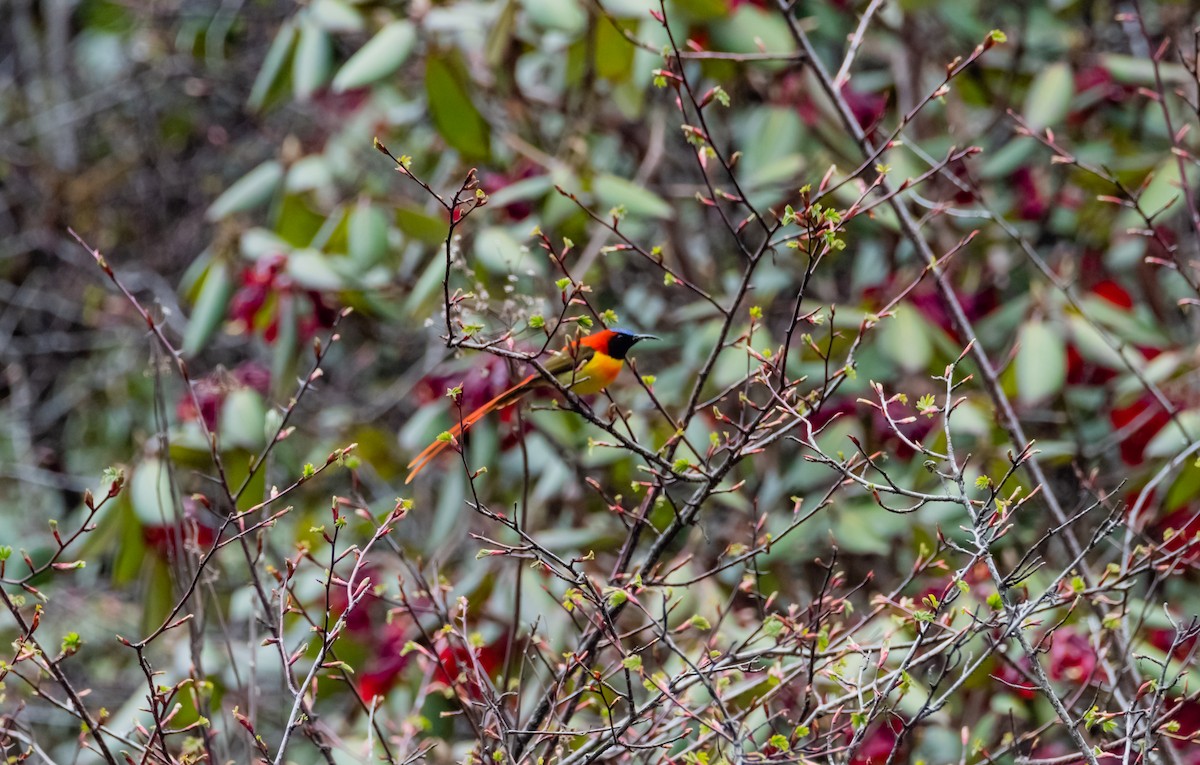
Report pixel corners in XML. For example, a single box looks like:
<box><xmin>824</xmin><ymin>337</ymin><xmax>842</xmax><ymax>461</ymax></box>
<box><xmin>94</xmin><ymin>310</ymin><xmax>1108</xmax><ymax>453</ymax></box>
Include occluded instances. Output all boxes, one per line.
<box><xmin>634</xmin><ymin>334</ymin><xmax>659</xmax><ymax>343</ymax></box>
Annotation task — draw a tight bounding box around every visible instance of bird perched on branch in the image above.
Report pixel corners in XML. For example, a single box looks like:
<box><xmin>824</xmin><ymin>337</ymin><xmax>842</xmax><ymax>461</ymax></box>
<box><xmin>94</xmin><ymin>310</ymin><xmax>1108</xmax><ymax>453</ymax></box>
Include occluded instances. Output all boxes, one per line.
<box><xmin>405</xmin><ymin>328</ymin><xmax>656</xmax><ymax>483</ymax></box>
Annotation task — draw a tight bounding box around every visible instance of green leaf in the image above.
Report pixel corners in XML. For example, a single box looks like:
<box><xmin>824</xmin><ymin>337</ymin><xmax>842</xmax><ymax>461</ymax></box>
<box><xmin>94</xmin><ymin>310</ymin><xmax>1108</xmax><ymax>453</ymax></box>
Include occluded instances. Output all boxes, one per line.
<box><xmin>1119</xmin><ymin>157</ymin><xmax>1200</xmax><ymax>230</ymax></box>
<box><xmin>520</xmin><ymin>0</ymin><xmax>586</xmax><ymax>33</ymax></box>
<box><xmin>979</xmin><ymin>136</ymin><xmax>1038</xmax><ymax>179</ymax></box>
<box><xmin>594</xmin><ymin>14</ymin><xmax>635</xmax><ymax>82</ymax></box>
<box><xmin>248</xmin><ymin>20</ymin><xmax>298</xmax><ymax>111</ymax></box>
<box><xmin>1145</xmin><ymin>409</ymin><xmax>1200</xmax><ymax>459</ymax></box>
<box><xmin>736</xmin><ymin>107</ymin><xmax>804</xmax><ymax>190</ymax></box>
<box><xmin>182</xmin><ymin>260</ymin><xmax>234</xmax><ymax>357</ymax></box>
<box><xmin>293</xmin><ymin>17</ymin><xmax>333</xmax><ymax>102</ymax></box>
<box><xmin>1065</xmin><ymin>314</ymin><xmax>1130</xmax><ymax>371</ymax></box>
<box><xmin>240</xmin><ymin>228</ymin><xmax>292</xmax><ymax>260</ymax></box>
<box><xmin>1165</xmin><ymin>459</ymin><xmax>1200</xmax><ymax>511</ymax></box>
<box><xmin>130</xmin><ymin>458</ymin><xmax>175</xmax><ymax>526</ymax></box>
<box><xmin>425</xmin><ymin>52</ymin><xmax>491</xmax><ymax>161</ymax></box>
<box><xmin>332</xmin><ymin>20</ymin><xmax>418</xmax><ymax>92</ymax></box>
<box><xmin>708</xmin><ymin>6</ymin><xmax>796</xmax><ymax>64</ymax></box>
<box><xmin>206</xmin><ymin>161</ymin><xmax>284</xmax><ymax>221</ymax></box>
<box><xmin>1023</xmin><ymin>62</ymin><xmax>1072</xmax><ymax>131</ymax></box>
<box><xmin>485</xmin><ymin>174</ymin><xmax>554</xmax><ymax>210</ymax></box>
<box><xmin>285</xmin><ymin>155</ymin><xmax>333</xmax><ymax>193</ymax></box>
<box><xmin>880</xmin><ymin>305</ymin><xmax>932</xmax><ymax>373</ymax></box>
<box><xmin>349</xmin><ymin>201</ymin><xmax>389</xmax><ymax>268</ymax></box>
<box><xmin>592</xmin><ymin>174</ymin><xmax>672</xmax><ymax>219</ymax></box>
<box><xmin>1100</xmin><ymin>53</ymin><xmax>1190</xmax><ymax>87</ymax></box>
<box><xmin>286</xmin><ymin>249</ymin><xmax>346</xmax><ymax>290</ymax></box>
<box><xmin>474</xmin><ymin>226</ymin><xmax>525</xmax><ymax>274</ymax></box>
<box><xmin>270</xmin><ymin>293</ymin><xmax>299</xmax><ymax>398</ymax></box>
<box><xmin>143</xmin><ymin>557</ymin><xmax>175</xmax><ymax>633</ymax></box>
<box><xmin>309</xmin><ymin>0</ymin><xmax>364</xmax><ymax>33</ymax></box>
<box><xmin>1016</xmin><ymin>320</ymin><xmax>1066</xmax><ymax>404</ymax></box>
<box><xmin>395</xmin><ymin>205</ymin><xmax>448</xmax><ymax>244</ymax></box>
<box><xmin>219</xmin><ymin>389</ymin><xmax>268</xmax><ymax>451</ymax></box>
<box><xmin>762</xmin><ymin>614</ymin><xmax>785</xmax><ymax>637</ymax></box>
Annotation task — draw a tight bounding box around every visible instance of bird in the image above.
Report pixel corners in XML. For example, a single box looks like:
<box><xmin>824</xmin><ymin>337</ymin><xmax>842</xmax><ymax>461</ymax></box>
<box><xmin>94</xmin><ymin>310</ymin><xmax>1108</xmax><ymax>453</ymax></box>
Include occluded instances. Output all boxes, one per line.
<box><xmin>405</xmin><ymin>328</ymin><xmax>656</xmax><ymax>483</ymax></box>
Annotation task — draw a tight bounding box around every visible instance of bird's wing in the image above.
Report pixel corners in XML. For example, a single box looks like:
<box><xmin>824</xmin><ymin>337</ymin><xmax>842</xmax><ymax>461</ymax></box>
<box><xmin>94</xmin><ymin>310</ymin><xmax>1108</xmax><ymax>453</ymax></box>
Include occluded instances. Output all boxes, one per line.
<box><xmin>541</xmin><ymin>341</ymin><xmax>597</xmax><ymax>384</ymax></box>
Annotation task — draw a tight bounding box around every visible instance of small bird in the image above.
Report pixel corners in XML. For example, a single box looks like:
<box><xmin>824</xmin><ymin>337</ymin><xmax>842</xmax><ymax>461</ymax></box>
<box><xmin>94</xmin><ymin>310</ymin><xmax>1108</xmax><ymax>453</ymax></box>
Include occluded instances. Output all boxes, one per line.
<box><xmin>405</xmin><ymin>328</ymin><xmax>656</xmax><ymax>483</ymax></box>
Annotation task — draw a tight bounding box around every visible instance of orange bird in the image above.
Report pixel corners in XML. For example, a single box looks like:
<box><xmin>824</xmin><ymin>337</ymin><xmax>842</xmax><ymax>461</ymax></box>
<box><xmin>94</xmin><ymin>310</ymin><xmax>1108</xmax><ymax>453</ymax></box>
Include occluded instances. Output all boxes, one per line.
<box><xmin>405</xmin><ymin>328</ymin><xmax>656</xmax><ymax>483</ymax></box>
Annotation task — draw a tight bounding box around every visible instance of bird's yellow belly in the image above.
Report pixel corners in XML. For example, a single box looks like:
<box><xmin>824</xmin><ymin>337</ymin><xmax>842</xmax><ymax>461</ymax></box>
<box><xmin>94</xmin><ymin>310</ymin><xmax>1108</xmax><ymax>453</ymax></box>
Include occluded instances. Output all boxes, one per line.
<box><xmin>561</xmin><ymin>352</ymin><xmax>623</xmax><ymax>395</ymax></box>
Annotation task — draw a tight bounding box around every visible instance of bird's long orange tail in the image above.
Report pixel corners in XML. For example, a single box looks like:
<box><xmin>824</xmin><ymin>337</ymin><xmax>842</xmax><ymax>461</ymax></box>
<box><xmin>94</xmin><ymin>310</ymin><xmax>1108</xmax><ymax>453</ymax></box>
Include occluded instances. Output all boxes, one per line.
<box><xmin>405</xmin><ymin>374</ymin><xmax>542</xmax><ymax>483</ymax></box>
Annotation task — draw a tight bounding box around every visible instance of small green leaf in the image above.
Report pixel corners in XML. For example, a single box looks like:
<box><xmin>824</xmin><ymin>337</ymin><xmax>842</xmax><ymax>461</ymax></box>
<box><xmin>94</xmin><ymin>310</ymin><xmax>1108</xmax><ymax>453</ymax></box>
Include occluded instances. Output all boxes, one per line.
<box><xmin>762</xmin><ymin>615</ymin><xmax>784</xmax><ymax>637</ymax></box>
<box><xmin>61</xmin><ymin>631</ymin><xmax>83</xmax><ymax>654</ymax></box>
<box><xmin>917</xmin><ymin>393</ymin><xmax>938</xmax><ymax>415</ymax></box>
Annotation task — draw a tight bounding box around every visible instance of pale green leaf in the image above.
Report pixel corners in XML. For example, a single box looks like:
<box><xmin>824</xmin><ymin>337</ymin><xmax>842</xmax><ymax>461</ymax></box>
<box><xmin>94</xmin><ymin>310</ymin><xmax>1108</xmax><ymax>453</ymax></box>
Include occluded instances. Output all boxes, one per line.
<box><xmin>293</xmin><ymin>18</ymin><xmax>332</xmax><ymax>101</ymax></box>
<box><xmin>332</xmin><ymin>20</ymin><xmax>418</xmax><ymax>92</ymax></box>
<box><xmin>206</xmin><ymin>160</ymin><xmax>283</xmax><ymax>221</ymax></box>
<box><xmin>1023</xmin><ymin>62</ymin><xmax>1072</xmax><ymax>131</ymax></box>
<box><xmin>1016</xmin><ymin>320</ymin><xmax>1066</xmax><ymax>404</ymax></box>
<box><xmin>248</xmin><ymin>20</ymin><xmax>297</xmax><ymax>111</ymax></box>
<box><xmin>349</xmin><ymin>201</ymin><xmax>389</xmax><ymax>268</ymax></box>
<box><xmin>593</xmin><ymin>174</ymin><xmax>672</xmax><ymax>219</ymax></box>
<box><xmin>182</xmin><ymin>260</ymin><xmax>234</xmax><ymax>357</ymax></box>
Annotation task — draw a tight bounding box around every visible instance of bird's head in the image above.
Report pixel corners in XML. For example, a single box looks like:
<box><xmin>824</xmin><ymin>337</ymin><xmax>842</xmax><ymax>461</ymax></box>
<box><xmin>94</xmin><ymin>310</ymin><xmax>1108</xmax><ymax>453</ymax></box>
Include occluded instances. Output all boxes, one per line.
<box><xmin>601</xmin><ymin>328</ymin><xmax>658</xmax><ymax>360</ymax></box>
